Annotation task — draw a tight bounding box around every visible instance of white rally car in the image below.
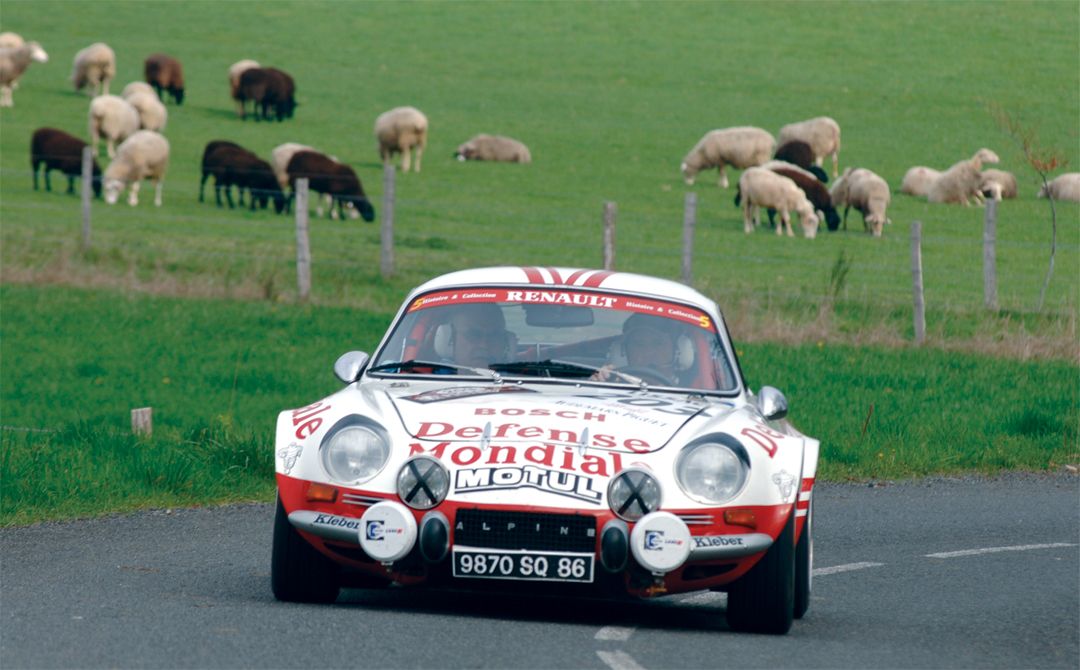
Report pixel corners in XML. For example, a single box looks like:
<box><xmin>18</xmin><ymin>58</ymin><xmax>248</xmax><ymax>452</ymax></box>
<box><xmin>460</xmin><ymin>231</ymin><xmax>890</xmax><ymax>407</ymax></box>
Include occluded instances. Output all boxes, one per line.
<box><xmin>272</xmin><ymin>266</ymin><xmax>818</xmax><ymax>634</ymax></box>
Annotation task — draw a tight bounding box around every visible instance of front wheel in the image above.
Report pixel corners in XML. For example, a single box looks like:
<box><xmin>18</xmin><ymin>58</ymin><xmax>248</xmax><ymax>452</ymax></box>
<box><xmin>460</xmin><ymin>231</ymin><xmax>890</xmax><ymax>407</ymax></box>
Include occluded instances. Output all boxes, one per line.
<box><xmin>793</xmin><ymin>492</ymin><xmax>813</xmax><ymax>619</ymax></box>
<box><xmin>726</xmin><ymin>505</ymin><xmax>795</xmax><ymax>634</ymax></box>
<box><xmin>271</xmin><ymin>494</ymin><xmax>340</xmax><ymax>603</ymax></box>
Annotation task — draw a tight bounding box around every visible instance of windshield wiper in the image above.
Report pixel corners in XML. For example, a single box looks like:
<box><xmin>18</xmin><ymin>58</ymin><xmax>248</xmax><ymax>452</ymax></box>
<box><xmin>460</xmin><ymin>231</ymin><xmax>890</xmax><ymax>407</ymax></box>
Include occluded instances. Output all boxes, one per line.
<box><xmin>368</xmin><ymin>360</ymin><xmax>494</xmax><ymax>377</ymax></box>
<box><xmin>489</xmin><ymin>360</ymin><xmax>642</xmax><ymax>385</ymax></box>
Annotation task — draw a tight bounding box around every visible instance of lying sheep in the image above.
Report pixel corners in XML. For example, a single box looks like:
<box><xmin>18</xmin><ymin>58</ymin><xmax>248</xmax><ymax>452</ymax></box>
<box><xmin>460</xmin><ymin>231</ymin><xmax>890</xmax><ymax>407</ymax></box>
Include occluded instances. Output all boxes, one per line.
<box><xmin>228</xmin><ymin>59</ymin><xmax>260</xmax><ymax>117</ymax></box>
<box><xmin>200</xmin><ymin>142</ymin><xmax>286</xmax><ymax>213</ymax></box>
<box><xmin>680</xmin><ymin>126</ymin><xmax>775</xmax><ymax>188</ymax></box>
<box><xmin>980</xmin><ymin>169</ymin><xmax>1018</xmax><ymax>201</ymax></box>
<box><xmin>831</xmin><ymin>168</ymin><xmax>892</xmax><ymax>236</ymax></box>
<box><xmin>1037</xmin><ymin>173</ymin><xmax>1080</xmax><ymax>203</ymax></box>
<box><xmin>773</xmin><ymin>140</ymin><xmax>828</xmax><ymax>183</ymax></box>
<box><xmin>737</xmin><ymin>167</ymin><xmax>819</xmax><ymax>238</ymax></box>
<box><xmin>237</xmin><ymin>67</ymin><xmax>295</xmax><ymax>121</ymax></box>
<box><xmin>0</xmin><ymin>32</ymin><xmax>25</xmax><ymax>89</ymax></box>
<box><xmin>31</xmin><ymin>127</ymin><xmax>101</xmax><ymax>198</ymax></box>
<box><xmin>71</xmin><ymin>43</ymin><xmax>115</xmax><ymax>98</ymax></box>
<box><xmin>126</xmin><ymin>91</ymin><xmax>168</xmax><ymax>132</ymax></box>
<box><xmin>88</xmin><ymin>94</ymin><xmax>140</xmax><ymax>158</ymax></box>
<box><xmin>901</xmin><ymin>166</ymin><xmax>941</xmax><ymax>197</ymax></box>
<box><xmin>102</xmin><ymin>130</ymin><xmax>170</xmax><ymax>207</ymax></box>
<box><xmin>777</xmin><ymin>117</ymin><xmax>841</xmax><ymax>178</ymax></box>
<box><xmin>927</xmin><ymin>148</ymin><xmax>1000</xmax><ymax>205</ymax></box>
<box><xmin>122</xmin><ymin>81</ymin><xmax>155</xmax><ymax>99</ymax></box>
<box><xmin>144</xmin><ymin>53</ymin><xmax>184</xmax><ymax>104</ymax></box>
<box><xmin>375</xmin><ymin>106</ymin><xmax>428</xmax><ymax>172</ymax></box>
<box><xmin>286</xmin><ymin>151</ymin><xmax>375</xmax><ymax>222</ymax></box>
<box><xmin>455</xmin><ymin>134</ymin><xmax>531</xmax><ymax>163</ymax></box>
<box><xmin>0</xmin><ymin>41</ymin><xmax>48</xmax><ymax>107</ymax></box>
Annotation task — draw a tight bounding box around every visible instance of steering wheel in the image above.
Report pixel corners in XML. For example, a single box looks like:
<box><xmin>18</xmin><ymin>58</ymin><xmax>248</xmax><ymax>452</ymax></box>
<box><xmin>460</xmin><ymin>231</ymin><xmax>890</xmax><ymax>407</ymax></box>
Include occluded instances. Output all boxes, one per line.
<box><xmin>617</xmin><ymin>366</ymin><xmax>676</xmax><ymax>387</ymax></box>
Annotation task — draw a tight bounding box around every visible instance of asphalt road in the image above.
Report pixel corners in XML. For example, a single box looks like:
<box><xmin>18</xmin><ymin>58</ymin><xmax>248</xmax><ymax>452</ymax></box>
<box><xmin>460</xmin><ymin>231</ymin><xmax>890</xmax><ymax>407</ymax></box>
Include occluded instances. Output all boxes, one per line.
<box><xmin>2</xmin><ymin>473</ymin><xmax>1077</xmax><ymax>669</ymax></box>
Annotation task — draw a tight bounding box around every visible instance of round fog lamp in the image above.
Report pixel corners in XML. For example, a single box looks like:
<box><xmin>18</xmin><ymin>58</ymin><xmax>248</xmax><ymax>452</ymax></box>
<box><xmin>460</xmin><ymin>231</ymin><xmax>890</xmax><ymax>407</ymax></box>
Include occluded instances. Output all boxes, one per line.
<box><xmin>608</xmin><ymin>468</ymin><xmax>662</xmax><ymax>521</ymax></box>
<box><xmin>397</xmin><ymin>455</ymin><xmax>450</xmax><ymax>510</ymax></box>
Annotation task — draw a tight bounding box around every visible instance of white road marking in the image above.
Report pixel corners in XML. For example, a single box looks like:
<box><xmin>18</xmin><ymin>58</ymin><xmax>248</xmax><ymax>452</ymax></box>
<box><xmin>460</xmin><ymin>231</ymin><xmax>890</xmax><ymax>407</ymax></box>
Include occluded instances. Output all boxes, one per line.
<box><xmin>597</xmin><ymin>650</ymin><xmax>646</xmax><ymax>670</ymax></box>
<box><xmin>595</xmin><ymin>626</ymin><xmax>635</xmax><ymax>641</ymax></box>
<box><xmin>926</xmin><ymin>543</ymin><xmax>1077</xmax><ymax>559</ymax></box>
<box><xmin>812</xmin><ymin>561</ymin><xmax>884</xmax><ymax>576</ymax></box>
<box><xmin>675</xmin><ymin>591</ymin><xmax>725</xmax><ymax>606</ymax></box>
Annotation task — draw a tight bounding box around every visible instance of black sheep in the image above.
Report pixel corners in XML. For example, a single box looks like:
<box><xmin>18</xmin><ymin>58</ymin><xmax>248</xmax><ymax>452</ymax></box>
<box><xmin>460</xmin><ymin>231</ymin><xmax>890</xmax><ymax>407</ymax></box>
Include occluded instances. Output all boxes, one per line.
<box><xmin>286</xmin><ymin>151</ymin><xmax>375</xmax><ymax>222</ymax></box>
<box><xmin>144</xmin><ymin>53</ymin><xmax>185</xmax><ymax>105</ymax></box>
<box><xmin>775</xmin><ymin>140</ymin><xmax>829</xmax><ymax>183</ymax></box>
<box><xmin>237</xmin><ymin>67</ymin><xmax>296</xmax><ymax>122</ymax></box>
<box><xmin>201</xmin><ymin>142</ymin><xmax>287</xmax><ymax>213</ymax></box>
<box><xmin>199</xmin><ymin>140</ymin><xmax>242</xmax><ymax>203</ymax></box>
<box><xmin>30</xmin><ymin>127</ymin><xmax>101</xmax><ymax>198</ymax></box>
<box><xmin>264</xmin><ymin>67</ymin><xmax>296</xmax><ymax>119</ymax></box>
<box><xmin>733</xmin><ymin>167</ymin><xmax>841</xmax><ymax>231</ymax></box>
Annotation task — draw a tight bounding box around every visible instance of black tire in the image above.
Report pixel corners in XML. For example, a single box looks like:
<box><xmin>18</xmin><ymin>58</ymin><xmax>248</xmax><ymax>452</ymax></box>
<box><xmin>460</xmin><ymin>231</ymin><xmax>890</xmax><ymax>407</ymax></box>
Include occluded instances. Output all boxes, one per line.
<box><xmin>271</xmin><ymin>494</ymin><xmax>340</xmax><ymax>603</ymax></box>
<box><xmin>726</xmin><ymin>505</ymin><xmax>795</xmax><ymax>634</ymax></box>
<box><xmin>793</xmin><ymin>493</ymin><xmax>813</xmax><ymax>619</ymax></box>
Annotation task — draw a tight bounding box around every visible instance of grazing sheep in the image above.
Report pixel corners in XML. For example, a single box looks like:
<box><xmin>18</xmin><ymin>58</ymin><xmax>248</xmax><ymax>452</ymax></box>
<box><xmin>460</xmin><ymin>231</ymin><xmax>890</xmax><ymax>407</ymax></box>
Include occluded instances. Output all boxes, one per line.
<box><xmin>30</xmin><ymin>127</ymin><xmax>101</xmax><ymax>198</ymax></box>
<box><xmin>122</xmin><ymin>81</ymin><xmax>155</xmax><ymax>99</ymax></box>
<box><xmin>70</xmin><ymin>43</ymin><xmax>115</xmax><ymax>98</ymax></box>
<box><xmin>286</xmin><ymin>151</ymin><xmax>375</xmax><ymax>222</ymax></box>
<box><xmin>270</xmin><ymin>143</ymin><xmax>352</xmax><ymax>218</ymax></box>
<box><xmin>927</xmin><ymin>149</ymin><xmax>1000</xmax><ymax>205</ymax></box>
<box><xmin>773</xmin><ymin>140</ymin><xmax>828</xmax><ymax>183</ymax></box>
<box><xmin>1037</xmin><ymin>173</ymin><xmax>1080</xmax><ymax>203</ymax></box>
<box><xmin>979</xmin><ymin>169</ymin><xmax>1018</xmax><ymax>201</ymax></box>
<box><xmin>680</xmin><ymin>126</ymin><xmax>775</xmax><ymax>188</ymax></box>
<box><xmin>237</xmin><ymin>67</ymin><xmax>295</xmax><ymax>121</ymax></box>
<box><xmin>0</xmin><ymin>32</ymin><xmax>25</xmax><ymax>89</ymax></box>
<box><xmin>737</xmin><ymin>167</ymin><xmax>820</xmax><ymax>238</ymax></box>
<box><xmin>264</xmin><ymin>67</ymin><xmax>295</xmax><ymax>118</ymax></box>
<box><xmin>831</xmin><ymin>168</ymin><xmax>892</xmax><ymax>236</ymax></box>
<box><xmin>901</xmin><ymin>166</ymin><xmax>941</xmax><ymax>197</ymax></box>
<box><xmin>375</xmin><ymin>106</ymin><xmax>428</xmax><ymax>173</ymax></box>
<box><xmin>228</xmin><ymin>59</ymin><xmax>260</xmax><ymax>117</ymax></box>
<box><xmin>143</xmin><ymin>53</ymin><xmax>184</xmax><ymax>104</ymax></box>
<box><xmin>200</xmin><ymin>142</ymin><xmax>286</xmax><ymax>213</ymax></box>
<box><xmin>125</xmin><ymin>91</ymin><xmax>168</xmax><ymax>132</ymax></box>
<box><xmin>88</xmin><ymin>94</ymin><xmax>140</xmax><ymax>158</ymax></box>
<box><xmin>0</xmin><ymin>41</ymin><xmax>48</xmax><ymax>107</ymax></box>
<box><xmin>764</xmin><ymin>165</ymin><xmax>841</xmax><ymax>231</ymax></box>
<box><xmin>102</xmin><ymin>130</ymin><xmax>170</xmax><ymax>207</ymax></box>
<box><xmin>777</xmin><ymin>117</ymin><xmax>841</xmax><ymax>178</ymax></box>
<box><xmin>455</xmin><ymin>134</ymin><xmax>531</xmax><ymax>163</ymax></box>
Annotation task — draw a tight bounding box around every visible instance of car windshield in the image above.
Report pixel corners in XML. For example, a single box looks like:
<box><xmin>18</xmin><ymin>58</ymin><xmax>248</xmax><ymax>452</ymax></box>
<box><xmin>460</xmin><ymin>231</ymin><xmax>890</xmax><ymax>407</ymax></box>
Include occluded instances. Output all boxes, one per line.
<box><xmin>370</xmin><ymin>287</ymin><xmax>739</xmax><ymax>392</ymax></box>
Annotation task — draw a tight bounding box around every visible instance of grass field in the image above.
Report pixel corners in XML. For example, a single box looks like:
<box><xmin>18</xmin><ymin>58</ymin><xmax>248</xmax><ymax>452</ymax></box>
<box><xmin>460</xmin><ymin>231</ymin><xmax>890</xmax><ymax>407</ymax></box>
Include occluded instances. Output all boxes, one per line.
<box><xmin>1</xmin><ymin>2</ymin><xmax>1077</xmax><ymax>322</ymax></box>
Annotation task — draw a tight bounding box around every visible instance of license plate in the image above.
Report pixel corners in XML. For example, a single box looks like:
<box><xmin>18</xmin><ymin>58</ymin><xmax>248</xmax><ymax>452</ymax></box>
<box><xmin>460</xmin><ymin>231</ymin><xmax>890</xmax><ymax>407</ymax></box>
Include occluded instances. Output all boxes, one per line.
<box><xmin>452</xmin><ymin>547</ymin><xmax>594</xmax><ymax>583</ymax></box>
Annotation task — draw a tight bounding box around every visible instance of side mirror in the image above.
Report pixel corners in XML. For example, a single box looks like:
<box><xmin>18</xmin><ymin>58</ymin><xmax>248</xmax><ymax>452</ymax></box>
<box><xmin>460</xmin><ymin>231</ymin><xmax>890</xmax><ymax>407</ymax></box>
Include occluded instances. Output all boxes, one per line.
<box><xmin>334</xmin><ymin>351</ymin><xmax>369</xmax><ymax>384</ymax></box>
<box><xmin>758</xmin><ymin>386</ymin><xmax>788</xmax><ymax>421</ymax></box>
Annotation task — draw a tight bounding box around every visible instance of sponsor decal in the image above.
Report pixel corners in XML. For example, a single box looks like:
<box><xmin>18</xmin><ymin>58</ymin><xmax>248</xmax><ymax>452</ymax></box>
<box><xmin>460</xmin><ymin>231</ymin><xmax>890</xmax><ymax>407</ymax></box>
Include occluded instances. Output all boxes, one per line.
<box><xmin>643</xmin><ymin>530</ymin><xmax>684</xmax><ymax>551</ymax></box>
<box><xmin>454</xmin><ymin>466</ymin><xmax>603</xmax><ymax>504</ymax></box>
<box><xmin>314</xmin><ymin>514</ymin><xmax>361</xmax><ymax>531</ymax></box>
<box><xmin>773</xmin><ymin>469</ymin><xmax>796</xmax><ymax>501</ymax></box>
<box><xmin>410</xmin><ymin>442</ymin><xmax>623</xmax><ymax>477</ymax></box>
<box><xmin>412</xmin><ymin>421</ymin><xmax>650</xmax><ymax>453</ymax></box>
<box><xmin>403</xmin><ymin>386</ymin><xmax>535</xmax><ymax>404</ymax></box>
<box><xmin>365</xmin><ymin>519</ymin><xmax>404</xmax><ymax>541</ymax></box>
<box><xmin>291</xmin><ymin>401</ymin><xmax>331</xmax><ymax>440</ymax></box>
<box><xmin>693</xmin><ymin>535</ymin><xmax>745</xmax><ymax>549</ymax></box>
<box><xmin>741</xmin><ymin>424</ymin><xmax>786</xmax><ymax>458</ymax></box>
<box><xmin>277</xmin><ymin>442</ymin><xmax>303</xmax><ymax>475</ymax></box>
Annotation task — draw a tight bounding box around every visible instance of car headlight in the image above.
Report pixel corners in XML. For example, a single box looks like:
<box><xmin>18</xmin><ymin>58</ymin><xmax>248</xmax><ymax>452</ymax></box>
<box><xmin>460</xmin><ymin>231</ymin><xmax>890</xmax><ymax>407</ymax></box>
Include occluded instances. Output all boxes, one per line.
<box><xmin>675</xmin><ymin>435</ymin><xmax>749</xmax><ymax>505</ymax></box>
<box><xmin>397</xmin><ymin>455</ymin><xmax>450</xmax><ymax>509</ymax></box>
<box><xmin>320</xmin><ymin>419</ymin><xmax>390</xmax><ymax>486</ymax></box>
<box><xmin>608</xmin><ymin>468</ymin><xmax>662</xmax><ymax>521</ymax></box>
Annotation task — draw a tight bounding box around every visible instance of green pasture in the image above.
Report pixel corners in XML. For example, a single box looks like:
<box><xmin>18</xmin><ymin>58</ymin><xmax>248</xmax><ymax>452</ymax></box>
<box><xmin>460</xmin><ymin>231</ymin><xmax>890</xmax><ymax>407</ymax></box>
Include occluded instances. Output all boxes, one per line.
<box><xmin>2</xmin><ymin>284</ymin><xmax>1076</xmax><ymax>525</ymax></box>
<box><xmin>1</xmin><ymin>1</ymin><xmax>1078</xmax><ymax>318</ymax></box>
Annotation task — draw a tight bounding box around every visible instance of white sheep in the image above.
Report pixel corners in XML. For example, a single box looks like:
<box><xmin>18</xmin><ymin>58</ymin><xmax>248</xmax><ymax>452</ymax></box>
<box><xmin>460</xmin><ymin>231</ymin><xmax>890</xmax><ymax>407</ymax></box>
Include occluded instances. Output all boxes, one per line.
<box><xmin>455</xmin><ymin>134</ymin><xmax>531</xmax><ymax>163</ymax></box>
<box><xmin>738</xmin><ymin>167</ymin><xmax>820</xmax><ymax>238</ymax></box>
<box><xmin>0</xmin><ymin>32</ymin><xmax>25</xmax><ymax>89</ymax></box>
<box><xmin>927</xmin><ymin>148</ymin><xmax>1000</xmax><ymax>205</ymax></box>
<box><xmin>122</xmin><ymin>81</ymin><xmax>155</xmax><ymax>100</ymax></box>
<box><xmin>375</xmin><ymin>106</ymin><xmax>428</xmax><ymax>173</ymax></box>
<box><xmin>979</xmin><ymin>169</ymin><xmax>1018</xmax><ymax>201</ymax></box>
<box><xmin>270</xmin><ymin>143</ymin><xmax>357</xmax><ymax>219</ymax></box>
<box><xmin>102</xmin><ymin>130</ymin><xmax>170</xmax><ymax>207</ymax></box>
<box><xmin>0</xmin><ymin>41</ymin><xmax>47</xmax><ymax>107</ymax></box>
<box><xmin>125</xmin><ymin>91</ymin><xmax>168</xmax><ymax>132</ymax></box>
<box><xmin>88</xmin><ymin>94</ymin><xmax>140</xmax><ymax>158</ymax></box>
<box><xmin>1037</xmin><ymin>173</ymin><xmax>1080</xmax><ymax>203</ymax></box>
<box><xmin>831</xmin><ymin>168</ymin><xmax>892</xmax><ymax>236</ymax></box>
<box><xmin>680</xmin><ymin>126</ymin><xmax>775</xmax><ymax>188</ymax></box>
<box><xmin>901</xmin><ymin>167</ymin><xmax>941</xmax><ymax>197</ymax></box>
<box><xmin>71</xmin><ymin>43</ymin><xmax>115</xmax><ymax>98</ymax></box>
<box><xmin>228</xmin><ymin>59</ymin><xmax>260</xmax><ymax>117</ymax></box>
<box><xmin>777</xmin><ymin>117</ymin><xmax>841</xmax><ymax>178</ymax></box>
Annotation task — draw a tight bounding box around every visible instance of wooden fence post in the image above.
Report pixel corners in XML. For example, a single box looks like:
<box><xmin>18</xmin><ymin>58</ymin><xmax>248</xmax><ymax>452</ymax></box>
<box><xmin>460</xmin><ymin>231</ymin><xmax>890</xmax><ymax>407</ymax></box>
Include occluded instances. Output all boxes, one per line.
<box><xmin>682</xmin><ymin>193</ymin><xmax>697</xmax><ymax>286</ymax></box>
<box><xmin>983</xmin><ymin>198</ymin><xmax>998</xmax><ymax>310</ymax></box>
<box><xmin>132</xmin><ymin>407</ymin><xmax>152</xmax><ymax>435</ymax></box>
<box><xmin>294</xmin><ymin>178</ymin><xmax>311</xmax><ymax>300</ymax></box>
<box><xmin>81</xmin><ymin>146</ymin><xmax>93</xmax><ymax>251</ymax></box>
<box><xmin>381</xmin><ymin>163</ymin><xmax>395</xmax><ymax>278</ymax></box>
<box><xmin>602</xmin><ymin>201</ymin><xmax>616</xmax><ymax>271</ymax></box>
<box><xmin>911</xmin><ymin>221</ymin><xmax>925</xmax><ymax>344</ymax></box>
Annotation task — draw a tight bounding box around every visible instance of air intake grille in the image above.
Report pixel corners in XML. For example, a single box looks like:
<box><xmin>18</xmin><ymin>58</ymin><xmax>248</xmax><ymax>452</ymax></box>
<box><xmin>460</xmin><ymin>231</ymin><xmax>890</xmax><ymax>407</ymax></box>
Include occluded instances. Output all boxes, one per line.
<box><xmin>454</xmin><ymin>509</ymin><xmax>596</xmax><ymax>553</ymax></box>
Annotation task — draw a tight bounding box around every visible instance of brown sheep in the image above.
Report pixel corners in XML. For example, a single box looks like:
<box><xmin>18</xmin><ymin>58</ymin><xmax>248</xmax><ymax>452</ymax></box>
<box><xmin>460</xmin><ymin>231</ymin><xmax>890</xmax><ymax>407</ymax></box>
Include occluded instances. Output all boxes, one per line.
<box><xmin>144</xmin><ymin>53</ymin><xmax>184</xmax><ymax>104</ymax></box>
<box><xmin>286</xmin><ymin>151</ymin><xmax>375</xmax><ymax>221</ymax></box>
<box><xmin>31</xmin><ymin>127</ymin><xmax>101</xmax><ymax>198</ymax></box>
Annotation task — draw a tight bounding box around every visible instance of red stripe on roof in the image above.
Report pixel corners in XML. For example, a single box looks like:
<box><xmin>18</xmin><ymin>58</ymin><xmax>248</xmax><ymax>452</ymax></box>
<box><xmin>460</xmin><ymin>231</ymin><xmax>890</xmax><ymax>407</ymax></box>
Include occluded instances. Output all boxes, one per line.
<box><xmin>520</xmin><ymin>266</ymin><xmax>545</xmax><ymax>284</ymax></box>
<box><xmin>542</xmin><ymin>267</ymin><xmax>563</xmax><ymax>285</ymax></box>
<box><xmin>581</xmin><ymin>270</ymin><xmax>615</xmax><ymax>287</ymax></box>
<box><xmin>563</xmin><ymin>269</ymin><xmax>590</xmax><ymax>285</ymax></box>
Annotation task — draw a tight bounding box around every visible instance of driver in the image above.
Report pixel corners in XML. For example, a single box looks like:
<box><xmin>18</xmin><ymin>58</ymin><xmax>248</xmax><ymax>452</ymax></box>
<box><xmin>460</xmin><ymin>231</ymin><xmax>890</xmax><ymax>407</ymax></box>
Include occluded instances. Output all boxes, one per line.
<box><xmin>592</xmin><ymin>313</ymin><xmax>683</xmax><ymax>384</ymax></box>
<box><xmin>441</xmin><ymin>303</ymin><xmax>510</xmax><ymax>369</ymax></box>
